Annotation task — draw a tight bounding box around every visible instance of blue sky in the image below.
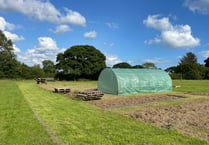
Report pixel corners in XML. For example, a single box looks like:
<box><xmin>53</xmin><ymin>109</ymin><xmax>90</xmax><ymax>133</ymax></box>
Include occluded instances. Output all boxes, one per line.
<box><xmin>0</xmin><ymin>0</ymin><xmax>209</xmax><ymax>69</ymax></box>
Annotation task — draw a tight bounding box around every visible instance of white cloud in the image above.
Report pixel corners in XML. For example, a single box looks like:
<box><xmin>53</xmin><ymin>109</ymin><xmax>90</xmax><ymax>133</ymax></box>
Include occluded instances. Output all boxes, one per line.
<box><xmin>143</xmin><ymin>15</ymin><xmax>172</xmax><ymax>31</ymax></box>
<box><xmin>0</xmin><ymin>17</ymin><xmax>15</xmax><ymax>30</ymax></box>
<box><xmin>103</xmin><ymin>42</ymin><xmax>114</xmax><ymax>47</ymax></box>
<box><xmin>0</xmin><ymin>0</ymin><xmax>86</xmax><ymax>26</ymax></box>
<box><xmin>0</xmin><ymin>16</ymin><xmax>24</xmax><ymax>53</ymax></box>
<box><xmin>106</xmin><ymin>22</ymin><xmax>119</xmax><ymax>29</ymax></box>
<box><xmin>105</xmin><ymin>54</ymin><xmax>122</xmax><ymax>66</ymax></box>
<box><xmin>199</xmin><ymin>50</ymin><xmax>209</xmax><ymax>58</ymax></box>
<box><xmin>84</xmin><ymin>31</ymin><xmax>97</xmax><ymax>39</ymax></box>
<box><xmin>4</xmin><ymin>31</ymin><xmax>24</xmax><ymax>42</ymax></box>
<box><xmin>142</xmin><ymin>58</ymin><xmax>170</xmax><ymax>64</ymax></box>
<box><xmin>18</xmin><ymin>37</ymin><xmax>65</xmax><ymax>65</ymax></box>
<box><xmin>0</xmin><ymin>17</ymin><xmax>24</xmax><ymax>42</ymax></box>
<box><xmin>51</xmin><ymin>24</ymin><xmax>72</xmax><ymax>34</ymax></box>
<box><xmin>143</xmin><ymin>15</ymin><xmax>200</xmax><ymax>48</ymax></box>
<box><xmin>184</xmin><ymin>0</ymin><xmax>209</xmax><ymax>14</ymax></box>
<box><xmin>13</xmin><ymin>44</ymin><xmax>21</xmax><ymax>53</ymax></box>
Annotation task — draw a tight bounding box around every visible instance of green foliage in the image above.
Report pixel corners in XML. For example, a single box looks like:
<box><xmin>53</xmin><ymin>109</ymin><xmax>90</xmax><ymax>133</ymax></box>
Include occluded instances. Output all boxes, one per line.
<box><xmin>179</xmin><ymin>52</ymin><xmax>197</xmax><ymax>64</ymax></box>
<box><xmin>177</xmin><ymin>63</ymin><xmax>202</xmax><ymax>80</ymax></box>
<box><xmin>56</xmin><ymin>45</ymin><xmax>106</xmax><ymax>80</ymax></box>
<box><xmin>0</xmin><ymin>80</ymin><xmax>54</xmax><ymax>145</ymax></box>
<box><xmin>0</xmin><ymin>30</ymin><xmax>18</xmax><ymax>79</ymax></box>
<box><xmin>142</xmin><ymin>62</ymin><xmax>157</xmax><ymax>69</ymax></box>
<box><xmin>42</xmin><ymin>60</ymin><xmax>55</xmax><ymax>77</ymax></box>
<box><xmin>204</xmin><ymin>57</ymin><xmax>209</xmax><ymax>67</ymax></box>
<box><xmin>113</xmin><ymin>62</ymin><xmax>132</xmax><ymax>68</ymax></box>
<box><xmin>166</xmin><ymin>52</ymin><xmax>209</xmax><ymax>80</ymax></box>
<box><xmin>132</xmin><ymin>65</ymin><xmax>144</xmax><ymax>68</ymax></box>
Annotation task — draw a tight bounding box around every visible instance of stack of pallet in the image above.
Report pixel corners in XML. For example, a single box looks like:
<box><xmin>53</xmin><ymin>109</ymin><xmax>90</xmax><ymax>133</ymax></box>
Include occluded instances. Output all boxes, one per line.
<box><xmin>77</xmin><ymin>90</ymin><xmax>104</xmax><ymax>101</ymax></box>
<box><xmin>37</xmin><ymin>78</ymin><xmax>47</xmax><ymax>84</ymax></box>
<box><xmin>54</xmin><ymin>88</ymin><xmax>71</xmax><ymax>93</ymax></box>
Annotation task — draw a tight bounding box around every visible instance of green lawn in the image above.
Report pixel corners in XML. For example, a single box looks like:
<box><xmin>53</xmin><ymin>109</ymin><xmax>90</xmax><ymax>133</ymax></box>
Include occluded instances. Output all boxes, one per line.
<box><xmin>173</xmin><ymin>80</ymin><xmax>209</xmax><ymax>93</ymax></box>
<box><xmin>0</xmin><ymin>80</ymin><xmax>208</xmax><ymax>145</ymax></box>
<box><xmin>0</xmin><ymin>80</ymin><xmax>55</xmax><ymax>145</ymax></box>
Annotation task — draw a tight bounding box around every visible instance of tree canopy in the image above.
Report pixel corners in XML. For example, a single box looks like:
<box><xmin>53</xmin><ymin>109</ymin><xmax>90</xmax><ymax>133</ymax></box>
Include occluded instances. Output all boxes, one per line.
<box><xmin>56</xmin><ymin>45</ymin><xmax>106</xmax><ymax>80</ymax></box>
<box><xmin>142</xmin><ymin>62</ymin><xmax>157</xmax><ymax>69</ymax></box>
<box><xmin>42</xmin><ymin>60</ymin><xmax>55</xmax><ymax>77</ymax></box>
<box><xmin>113</xmin><ymin>62</ymin><xmax>132</xmax><ymax>68</ymax></box>
<box><xmin>165</xmin><ymin>52</ymin><xmax>208</xmax><ymax>80</ymax></box>
<box><xmin>0</xmin><ymin>30</ymin><xmax>18</xmax><ymax>78</ymax></box>
<box><xmin>204</xmin><ymin>57</ymin><xmax>209</xmax><ymax>67</ymax></box>
<box><xmin>179</xmin><ymin>52</ymin><xmax>197</xmax><ymax>64</ymax></box>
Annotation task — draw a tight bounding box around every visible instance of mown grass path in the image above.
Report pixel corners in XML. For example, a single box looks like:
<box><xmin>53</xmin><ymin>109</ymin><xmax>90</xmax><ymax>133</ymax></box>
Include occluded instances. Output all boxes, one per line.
<box><xmin>17</xmin><ymin>81</ymin><xmax>209</xmax><ymax>145</ymax></box>
<box><xmin>0</xmin><ymin>80</ymin><xmax>55</xmax><ymax>145</ymax></box>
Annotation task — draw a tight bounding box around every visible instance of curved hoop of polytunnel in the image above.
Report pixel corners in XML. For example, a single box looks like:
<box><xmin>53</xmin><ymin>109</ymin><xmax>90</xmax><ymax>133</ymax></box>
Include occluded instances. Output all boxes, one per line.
<box><xmin>98</xmin><ymin>68</ymin><xmax>172</xmax><ymax>95</ymax></box>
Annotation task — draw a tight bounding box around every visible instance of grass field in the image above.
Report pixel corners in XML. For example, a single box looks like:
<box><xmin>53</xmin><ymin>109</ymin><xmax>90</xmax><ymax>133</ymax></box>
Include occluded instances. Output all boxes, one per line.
<box><xmin>173</xmin><ymin>80</ymin><xmax>209</xmax><ymax>93</ymax></box>
<box><xmin>0</xmin><ymin>80</ymin><xmax>54</xmax><ymax>145</ymax></box>
<box><xmin>0</xmin><ymin>80</ymin><xmax>208</xmax><ymax>145</ymax></box>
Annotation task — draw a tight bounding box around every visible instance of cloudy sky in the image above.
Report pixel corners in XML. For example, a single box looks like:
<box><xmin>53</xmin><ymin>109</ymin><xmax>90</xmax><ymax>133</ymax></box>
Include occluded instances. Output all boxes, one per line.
<box><xmin>0</xmin><ymin>0</ymin><xmax>209</xmax><ymax>69</ymax></box>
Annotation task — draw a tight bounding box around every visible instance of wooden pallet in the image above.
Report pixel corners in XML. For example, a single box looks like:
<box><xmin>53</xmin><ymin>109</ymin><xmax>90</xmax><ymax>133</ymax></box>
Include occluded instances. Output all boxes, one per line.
<box><xmin>54</xmin><ymin>88</ymin><xmax>71</xmax><ymax>93</ymax></box>
<box><xmin>37</xmin><ymin>78</ymin><xmax>47</xmax><ymax>84</ymax></box>
<box><xmin>77</xmin><ymin>90</ymin><xmax>104</xmax><ymax>101</ymax></box>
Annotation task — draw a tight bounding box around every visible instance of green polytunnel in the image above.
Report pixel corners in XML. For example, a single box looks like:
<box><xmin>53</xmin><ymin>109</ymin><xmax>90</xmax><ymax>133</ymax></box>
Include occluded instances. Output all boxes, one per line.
<box><xmin>98</xmin><ymin>68</ymin><xmax>172</xmax><ymax>95</ymax></box>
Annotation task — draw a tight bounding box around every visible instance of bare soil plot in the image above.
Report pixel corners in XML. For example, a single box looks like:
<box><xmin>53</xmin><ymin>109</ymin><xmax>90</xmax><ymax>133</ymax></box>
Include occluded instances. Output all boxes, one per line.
<box><xmin>39</xmin><ymin>84</ymin><xmax>55</xmax><ymax>91</ymax></box>
<box><xmin>89</xmin><ymin>94</ymin><xmax>184</xmax><ymax>109</ymax></box>
<box><xmin>130</xmin><ymin>100</ymin><xmax>209</xmax><ymax>141</ymax></box>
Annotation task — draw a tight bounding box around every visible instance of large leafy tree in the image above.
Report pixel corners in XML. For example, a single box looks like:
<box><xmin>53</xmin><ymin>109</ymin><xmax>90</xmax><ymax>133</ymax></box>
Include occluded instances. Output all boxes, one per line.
<box><xmin>42</xmin><ymin>60</ymin><xmax>55</xmax><ymax>77</ymax></box>
<box><xmin>56</xmin><ymin>45</ymin><xmax>106</xmax><ymax>80</ymax></box>
<box><xmin>204</xmin><ymin>57</ymin><xmax>209</xmax><ymax>67</ymax></box>
<box><xmin>142</xmin><ymin>62</ymin><xmax>157</xmax><ymax>69</ymax></box>
<box><xmin>166</xmin><ymin>52</ymin><xmax>206</xmax><ymax>80</ymax></box>
<box><xmin>179</xmin><ymin>52</ymin><xmax>197</xmax><ymax>64</ymax></box>
<box><xmin>132</xmin><ymin>65</ymin><xmax>144</xmax><ymax>68</ymax></box>
<box><xmin>113</xmin><ymin>62</ymin><xmax>132</xmax><ymax>68</ymax></box>
<box><xmin>0</xmin><ymin>30</ymin><xmax>18</xmax><ymax>78</ymax></box>
<box><xmin>178</xmin><ymin>52</ymin><xmax>202</xmax><ymax>79</ymax></box>
<box><xmin>177</xmin><ymin>63</ymin><xmax>202</xmax><ymax>80</ymax></box>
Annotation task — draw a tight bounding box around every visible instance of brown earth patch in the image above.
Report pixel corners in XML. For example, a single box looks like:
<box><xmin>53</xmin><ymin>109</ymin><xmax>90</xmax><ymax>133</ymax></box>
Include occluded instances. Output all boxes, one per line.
<box><xmin>39</xmin><ymin>84</ymin><xmax>55</xmax><ymax>91</ymax></box>
<box><xmin>130</xmin><ymin>100</ymin><xmax>209</xmax><ymax>141</ymax></box>
<box><xmin>89</xmin><ymin>94</ymin><xmax>184</xmax><ymax>110</ymax></box>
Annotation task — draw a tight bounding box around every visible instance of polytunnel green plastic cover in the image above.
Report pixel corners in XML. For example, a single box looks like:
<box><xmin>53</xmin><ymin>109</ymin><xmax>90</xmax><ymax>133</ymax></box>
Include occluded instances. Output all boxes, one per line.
<box><xmin>98</xmin><ymin>68</ymin><xmax>172</xmax><ymax>95</ymax></box>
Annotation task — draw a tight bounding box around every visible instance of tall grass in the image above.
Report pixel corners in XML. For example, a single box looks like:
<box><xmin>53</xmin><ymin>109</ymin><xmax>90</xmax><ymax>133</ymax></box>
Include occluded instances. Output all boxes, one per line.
<box><xmin>0</xmin><ymin>80</ymin><xmax>54</xmax><ymax>145</ymax></box>
<box><xmin>17</xmin><ymin>81</ymin><xmax>208</xmax><ymax>145</ymax></box>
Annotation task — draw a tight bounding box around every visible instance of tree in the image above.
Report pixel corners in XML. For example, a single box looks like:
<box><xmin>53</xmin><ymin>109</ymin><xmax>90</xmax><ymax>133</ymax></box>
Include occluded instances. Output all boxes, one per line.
<box><xmin>42</xmin><ymin>60</ymin><xmax>55</xmax><ymax>77</ymax></box>
<box><xmin>132</xmin><ymin>65</ymin><xmax>144</xmax><ymax>68</ymax></box>
<box><xmin>142</xmin><ymin>62</ymin><xmax>157</xmax><ymax>69</ymax></box>
<box><xmin>165</xmin><ymin>66</ymin><xmax>177</xmax><ymax>74</ymax></box>
<box><xmin>177</xmin><ymin>63</ymin><xmax>202</xmax><ymax>80</ymax></box>
<box><xmin>0</xmin><ymin>30</ymin><xmax>18</xmax><ymax>78</ymax></box>
<box><xmin>179</xmin><ymin>52</ymin><xmax>197</xmax><ymax>64</ymax></box>
<box><xmin>113</xmin><ymin>62</ymin><xmax>132</xmax><ymax>68</ymax></box>
<box><xmin>31</xmin><ymin>64</ymin><xmax>45</xmax><ymax>78</ymax></box>
<box><xmin>56</xmin><ymin>45</ymin><xmax>106</xmax><ymax>80</ymax></box>
<box><xmin>204</xmin><ymin>57</ymin><xmax>209</xmax><ymax>67</ymax></box>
